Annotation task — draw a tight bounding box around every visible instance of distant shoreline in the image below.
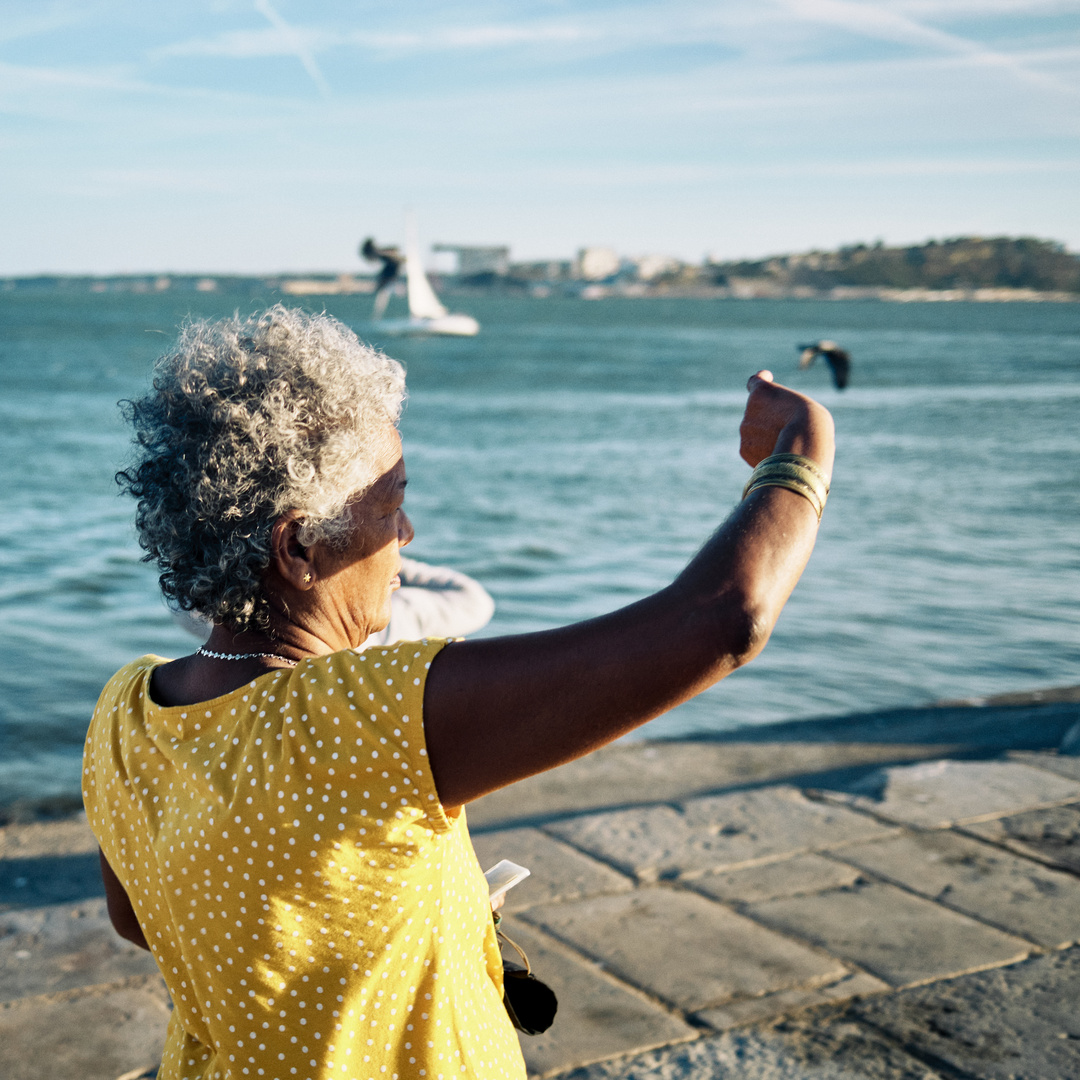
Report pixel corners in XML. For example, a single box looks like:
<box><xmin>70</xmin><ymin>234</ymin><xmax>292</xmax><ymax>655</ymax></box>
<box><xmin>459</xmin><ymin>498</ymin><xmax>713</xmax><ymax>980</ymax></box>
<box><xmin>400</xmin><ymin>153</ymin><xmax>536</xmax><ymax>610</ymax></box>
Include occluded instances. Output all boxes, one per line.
<box><xmin>7</xmin><ymin>235</ymin><xmax>1080</xmax><ymax>302</ymax></box>
<box><xmin>3</xmin><ymin>274</ymin><xmax>1078</xmax><ymax>303</ymax></box>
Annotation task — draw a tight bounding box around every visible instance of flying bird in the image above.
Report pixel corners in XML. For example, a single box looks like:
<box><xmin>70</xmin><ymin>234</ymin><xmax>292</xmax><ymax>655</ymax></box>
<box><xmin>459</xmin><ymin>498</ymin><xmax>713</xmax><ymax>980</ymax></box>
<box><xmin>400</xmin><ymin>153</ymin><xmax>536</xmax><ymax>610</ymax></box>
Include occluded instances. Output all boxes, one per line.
<box><xmin>361</xmin><ymin>238</ymin><xmax>406</xmax><ymax>320</ymax></box>
<box><xmin>798</xmin><ymin>340</ymin><xmax>851</xmax><ymax>390</ymax></box>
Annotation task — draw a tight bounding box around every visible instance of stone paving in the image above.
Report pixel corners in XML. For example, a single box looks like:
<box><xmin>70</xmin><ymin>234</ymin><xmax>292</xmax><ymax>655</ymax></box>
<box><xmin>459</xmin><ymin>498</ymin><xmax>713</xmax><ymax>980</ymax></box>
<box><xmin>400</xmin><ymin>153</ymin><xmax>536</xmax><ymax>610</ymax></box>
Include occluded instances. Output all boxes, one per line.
<box><xmin>2</xmin><ymin>689</ymin><xmax>1080</xmax><ymax>1079</ymax></box>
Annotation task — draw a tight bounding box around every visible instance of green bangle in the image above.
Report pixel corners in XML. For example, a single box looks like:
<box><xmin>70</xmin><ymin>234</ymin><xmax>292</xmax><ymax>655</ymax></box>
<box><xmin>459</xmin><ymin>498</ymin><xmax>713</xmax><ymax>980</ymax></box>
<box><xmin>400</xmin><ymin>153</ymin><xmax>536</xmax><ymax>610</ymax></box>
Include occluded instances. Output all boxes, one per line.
<box><xmin>750</xmin><ymin>453</ymin><xmax>830</xmax><ymax>493</ymax></box>
<box><xmin>744</xmin><ymin>477</ymin><xmax>825</xmax><ymax>519</ymax></box>
<box><xmin>741</xmin><ymin>462</ymin><xmax>823</xmax><ymax>496</ymax></box>
<box><xmin>742</xmin><ymin>454</ymin><xmax>830</xmax><ymax>520</ymax></box>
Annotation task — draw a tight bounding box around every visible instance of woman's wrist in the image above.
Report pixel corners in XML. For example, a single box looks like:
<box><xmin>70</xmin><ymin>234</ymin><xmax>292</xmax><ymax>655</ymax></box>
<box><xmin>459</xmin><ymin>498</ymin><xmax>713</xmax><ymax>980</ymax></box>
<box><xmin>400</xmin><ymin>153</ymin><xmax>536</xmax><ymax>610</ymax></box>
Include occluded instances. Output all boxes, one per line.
<box><xmin>771</xmin><ymin>402</ymin><xmax>835</xmax><ymax>481</ymax></box>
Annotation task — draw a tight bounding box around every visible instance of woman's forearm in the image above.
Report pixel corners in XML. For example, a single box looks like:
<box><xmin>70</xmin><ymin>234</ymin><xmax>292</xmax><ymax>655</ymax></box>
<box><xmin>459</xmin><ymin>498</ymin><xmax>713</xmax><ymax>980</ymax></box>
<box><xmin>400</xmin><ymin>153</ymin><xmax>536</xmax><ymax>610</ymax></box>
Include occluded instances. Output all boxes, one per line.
<box><xmin>424</xmin><ymin>372</ymin><xmax>834</xmax><ymax>808</ymax></box>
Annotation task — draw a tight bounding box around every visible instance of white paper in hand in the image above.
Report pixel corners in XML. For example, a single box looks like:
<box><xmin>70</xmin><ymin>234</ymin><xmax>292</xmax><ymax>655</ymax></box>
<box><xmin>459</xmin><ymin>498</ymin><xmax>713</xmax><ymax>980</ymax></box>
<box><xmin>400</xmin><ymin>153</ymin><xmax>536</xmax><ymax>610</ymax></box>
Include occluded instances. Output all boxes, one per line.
<box><xmin>484</xmin><ymin>859</ymin><xmax>531</xmax><ymax>904</ymax></box>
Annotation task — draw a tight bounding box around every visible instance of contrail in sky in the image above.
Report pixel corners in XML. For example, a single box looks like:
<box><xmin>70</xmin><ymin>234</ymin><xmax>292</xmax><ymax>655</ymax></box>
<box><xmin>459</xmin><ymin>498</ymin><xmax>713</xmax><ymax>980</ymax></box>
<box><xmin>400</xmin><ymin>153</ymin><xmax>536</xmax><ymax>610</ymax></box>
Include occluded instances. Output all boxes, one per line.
<box><xmin>253</xmin><ymin>0</ymin><xmax>332</xmax><ymax>98</ymax></box>
<box><xmin>779</xmin><ymin>0</ymin><xmax>1078</xmax><ymax>97</ymax></box>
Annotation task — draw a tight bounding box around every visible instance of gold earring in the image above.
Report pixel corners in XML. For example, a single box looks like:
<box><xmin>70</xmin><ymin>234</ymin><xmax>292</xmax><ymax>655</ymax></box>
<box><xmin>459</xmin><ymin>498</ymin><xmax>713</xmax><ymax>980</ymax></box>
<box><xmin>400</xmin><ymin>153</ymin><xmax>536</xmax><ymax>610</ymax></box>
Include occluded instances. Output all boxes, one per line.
<box><xmin>304</xmin><ymin>572</ymin><xmax>313</xmax><ymax>584</ymax></box>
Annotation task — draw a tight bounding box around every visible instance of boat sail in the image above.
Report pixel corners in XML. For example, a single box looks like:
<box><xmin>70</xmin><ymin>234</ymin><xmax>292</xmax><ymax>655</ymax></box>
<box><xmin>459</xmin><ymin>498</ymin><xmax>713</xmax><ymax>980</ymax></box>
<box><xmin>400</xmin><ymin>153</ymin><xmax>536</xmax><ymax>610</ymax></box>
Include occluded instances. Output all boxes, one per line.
<box><xmin>378</xmin><ymin>216</ymin><xmax>479</xmax><ymax>337</ymax></box>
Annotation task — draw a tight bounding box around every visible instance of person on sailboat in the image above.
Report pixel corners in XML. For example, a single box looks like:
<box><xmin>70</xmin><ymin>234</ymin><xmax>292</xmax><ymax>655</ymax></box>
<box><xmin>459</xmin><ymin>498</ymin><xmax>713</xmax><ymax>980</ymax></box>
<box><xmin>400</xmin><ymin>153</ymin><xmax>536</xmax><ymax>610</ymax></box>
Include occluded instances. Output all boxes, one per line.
<box><xmin>360</xmin><ymin>237</ymin><xmax>405</xmax><ymax>319</ymax></box>
<box><xmin>372</xmin><ymin>216</ymin><xmax>481</xmax><ymax>336</ymax></box>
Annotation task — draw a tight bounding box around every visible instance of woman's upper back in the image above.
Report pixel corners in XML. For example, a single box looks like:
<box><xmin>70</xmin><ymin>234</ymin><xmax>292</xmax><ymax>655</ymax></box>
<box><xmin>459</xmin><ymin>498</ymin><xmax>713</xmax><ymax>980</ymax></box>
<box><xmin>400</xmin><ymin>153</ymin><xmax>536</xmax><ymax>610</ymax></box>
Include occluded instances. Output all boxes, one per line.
<box><xmin>148</xmin><ymin>653</ymin><xmax>295</xmax><ymax>709</ymax></box>
<box><xmin>83</xmin><ymin>643</ymin><xmax>524</xmax><ymax>1078</ymax></box>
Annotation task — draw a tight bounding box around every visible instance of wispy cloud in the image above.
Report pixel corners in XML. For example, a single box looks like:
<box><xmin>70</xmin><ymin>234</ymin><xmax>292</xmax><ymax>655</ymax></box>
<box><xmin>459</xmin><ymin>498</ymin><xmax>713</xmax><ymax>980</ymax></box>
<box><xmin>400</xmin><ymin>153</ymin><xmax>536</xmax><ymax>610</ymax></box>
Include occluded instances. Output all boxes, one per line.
<box><xmin>0</xmin><ymin>58</ymin><xmax>198</xmax><ymax>98</ymax></box>
<box><xmin>154</xmin><ymin>27</ymin><xmax>312</xmax><ymax>60</ymax></box>
<box><xmin>55</xmin><ymin>156</ymin><xmax>1080</xmax><ymax>199</ymax></box>
<box><xmin>146</xmin><ymin>0</ymin><xmax>1080</xmax><ymax>99</ymax></box>
<box><xmin>0</xmin><ymin>4</ymin><xmax>97</xmax><ymax>46</ymax></box>
<box><xmin>506</xmin><ymin>157</ymin><xmax>1080</xmax><ymax>187</ymax></box>
<box><xmin>252</xmin><ymin>0</ymin><xmax>331</xmax><ymax>98</ymax></box>
<box><xmin>0</xmin><ymin>57</ymin><xmax>292</xmax><ymax>113</ymax></box>
<box><xmin>155</xmin><ymin>20</ymin><xmax>602</xmax><ymax>61</ymax></box>
<box><xmin>370</xmin><ymin>24</ymin><xmax>589</xmax><ymax>50</ymax></box>
<box><xmin>890</xmin><ymin>0</ymin><xmax>1080</xmax><ymax>15</ymax></box>
<box><xmin>777</xmin><ymin>0</ymin><xmax>1080</xmax><ymax>95</ymax></box>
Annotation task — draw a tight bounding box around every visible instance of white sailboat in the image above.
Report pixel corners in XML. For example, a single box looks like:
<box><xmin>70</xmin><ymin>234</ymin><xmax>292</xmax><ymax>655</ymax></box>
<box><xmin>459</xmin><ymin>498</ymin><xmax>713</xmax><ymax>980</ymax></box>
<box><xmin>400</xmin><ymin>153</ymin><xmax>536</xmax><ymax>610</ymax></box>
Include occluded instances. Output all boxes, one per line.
<box><xmin>377</xmin><ymin>217</ymin><xmax>480</xmax><ymax>337</ymax></box>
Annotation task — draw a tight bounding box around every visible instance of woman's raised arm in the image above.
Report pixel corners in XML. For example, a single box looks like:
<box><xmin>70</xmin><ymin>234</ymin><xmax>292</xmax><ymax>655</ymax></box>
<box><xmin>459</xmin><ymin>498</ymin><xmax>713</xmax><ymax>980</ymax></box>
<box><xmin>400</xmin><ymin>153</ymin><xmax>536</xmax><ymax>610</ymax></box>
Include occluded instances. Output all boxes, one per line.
<box><xmin>423</xmin><ymin>371</ymin><xmax>835</xmax><ymax>809</ymax></box>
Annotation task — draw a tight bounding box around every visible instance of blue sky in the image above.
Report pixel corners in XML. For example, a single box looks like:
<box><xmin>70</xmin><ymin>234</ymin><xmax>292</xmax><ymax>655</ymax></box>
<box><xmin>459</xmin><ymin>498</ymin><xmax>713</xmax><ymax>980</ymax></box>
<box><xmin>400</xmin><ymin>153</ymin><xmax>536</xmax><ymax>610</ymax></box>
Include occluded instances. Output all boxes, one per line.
<box><xmin>2</xmin><ymin>0</ymin><xmax>1078</xmax><ymax>274</ymax></box>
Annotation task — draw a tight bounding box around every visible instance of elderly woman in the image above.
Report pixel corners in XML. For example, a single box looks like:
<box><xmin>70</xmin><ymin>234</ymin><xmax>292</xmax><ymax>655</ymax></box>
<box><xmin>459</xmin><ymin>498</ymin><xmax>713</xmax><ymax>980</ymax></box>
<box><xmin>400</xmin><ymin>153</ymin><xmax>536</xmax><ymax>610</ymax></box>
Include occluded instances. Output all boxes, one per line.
<box><xmin>84</xmin><ymin>306</ymin><xmax>834</xmax><ymax>1080</ymax></box>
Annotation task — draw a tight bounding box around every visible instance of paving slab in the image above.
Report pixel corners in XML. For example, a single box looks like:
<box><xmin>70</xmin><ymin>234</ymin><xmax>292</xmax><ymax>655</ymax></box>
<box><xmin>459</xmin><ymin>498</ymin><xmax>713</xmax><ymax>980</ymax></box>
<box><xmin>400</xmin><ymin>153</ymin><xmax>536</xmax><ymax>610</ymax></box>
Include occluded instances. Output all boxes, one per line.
<box><xmin>747</xmin><ymin>878</ymin><xmax>1031</xmax><ymax>987</ymax></box>
<box><xmin>520</xmin><ymin>887</ymin><xmax>847</xmax><ymax>1012</ymax></box>
<box><xmin>694</xmin><ymin>970</ymin><xmax>891</xmax><ymax>1032</ymax></box>
<box><xmin>689</xmin><ymin>854</ymin><xmax>864</xmax><ymax>906</ymax></box>
<box><xmin>0</xmin><ymin>850</ymin><xmax>105</xmax><ymax>910</ymax></box>
<box><xmin>818</xmin><ymin>758</ymin><xmax>1080</xmax><ymax>828</ymax></box>
<box><xmin>1010</xmin><ymin>749</ymin><xmax>1080</xmax><ymax>782</ymax></box>
<box><xmin>548</xmin><ymin>1012</ymin><xmax>946</xmax><ymax>1079</ymax></box>
<box><xmin>0</xmin><ymin>898</ymin><xmax>161</xmax><ymax>1003</ymax></box>
<box><xmin>0</xmin><ymin>813</ymin><xmax>98</xmax><ymax>859</ymax></box>
<box><xmin>547</xmin><ymin>787</ymin><xmax>894</xmax><ymax>882</ymax></box>
<box><xmin>470</xmin><ymin>828</ymin><xmax>635</xmax><ymax>914</ymax></box>
<box><xmin>495</xmin><ymin>916</ymin><xmax>697</xmax><ymax>1078</ymax></box>
<box><xmin>0</xmin><ymin>974</ymin><xmax>171</xmax><ymax>1080</ymax></box>
<box><xmin>854</xmin><ymin>945</ymin><xmax>1080</xmax><ymax>1080</ymax></box>
<box><xmin>0</xmin><ymin>814</ymin><xmax>104</xmax><ymax>911</ymax></box>
<box><xmin>963</xmin><ymin>802</ymin><xmax>1080</xmax><ymax>873</ymax></box>
<box><xmin>833</xmin><ymin>828</ymin><xmax>1080</xmax><ymax>948</ymax></box>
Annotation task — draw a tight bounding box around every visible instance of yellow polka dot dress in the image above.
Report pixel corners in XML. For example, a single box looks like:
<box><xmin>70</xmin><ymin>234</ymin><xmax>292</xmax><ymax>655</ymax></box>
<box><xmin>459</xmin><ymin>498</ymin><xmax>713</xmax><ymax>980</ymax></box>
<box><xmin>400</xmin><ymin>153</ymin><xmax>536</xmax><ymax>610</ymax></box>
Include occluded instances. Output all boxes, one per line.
<box><xmin>83</xmin><ymin>641</ymin><xmax>526</xmax><ymax>1080</ymax></box>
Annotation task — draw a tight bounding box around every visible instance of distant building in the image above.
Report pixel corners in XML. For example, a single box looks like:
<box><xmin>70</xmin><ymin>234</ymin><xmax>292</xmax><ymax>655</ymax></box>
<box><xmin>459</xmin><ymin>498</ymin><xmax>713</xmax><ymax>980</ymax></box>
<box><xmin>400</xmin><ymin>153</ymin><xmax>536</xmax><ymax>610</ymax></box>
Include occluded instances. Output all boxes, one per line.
<box><xmin>508</xmin><ymin>260</ymin><xmax>572</xmax><ymax>282</ymax></box>
<box><xmin>633</xmin><ymin>254</ymin><xmax>682</xmax><ymax>282</ymax></box>
<box><xmin>432</xmin><ymin>245</ymin><xmax>510</xmax><ymax>277</ymax></box>
<box><xmin>575</xmin><ymin>247</ymin><xmax>620</xmax><ymax>281</ymax></box>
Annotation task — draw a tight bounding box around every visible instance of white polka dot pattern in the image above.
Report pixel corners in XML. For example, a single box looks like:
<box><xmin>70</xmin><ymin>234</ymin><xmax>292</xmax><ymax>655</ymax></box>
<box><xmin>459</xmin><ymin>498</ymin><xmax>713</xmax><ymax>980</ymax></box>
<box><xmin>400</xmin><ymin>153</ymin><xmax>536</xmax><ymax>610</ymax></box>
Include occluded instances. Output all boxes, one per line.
<box><xmin>83</xmin><ymin>641</ymin><xmax>526</xmax><ymax>1080</ymax></box>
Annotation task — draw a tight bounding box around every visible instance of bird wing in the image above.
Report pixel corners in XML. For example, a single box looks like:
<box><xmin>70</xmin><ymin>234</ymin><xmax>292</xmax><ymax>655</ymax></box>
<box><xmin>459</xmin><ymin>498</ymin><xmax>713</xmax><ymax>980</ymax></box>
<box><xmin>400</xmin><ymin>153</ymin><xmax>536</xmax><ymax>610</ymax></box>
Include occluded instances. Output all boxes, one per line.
<box><xmin>823</xmin><ymin>349</ymin><xmax>851</xmax><ymax>389</ymax></box>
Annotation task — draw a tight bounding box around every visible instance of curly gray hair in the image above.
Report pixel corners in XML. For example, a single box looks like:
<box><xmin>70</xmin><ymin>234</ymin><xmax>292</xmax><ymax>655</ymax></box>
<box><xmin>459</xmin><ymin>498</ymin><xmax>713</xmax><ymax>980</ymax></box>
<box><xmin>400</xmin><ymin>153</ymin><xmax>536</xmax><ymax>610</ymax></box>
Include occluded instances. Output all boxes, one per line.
<box><xmin>118</xmin><ymin>306</ymin><xmax>406</xmax><ymax>631</ymax></box>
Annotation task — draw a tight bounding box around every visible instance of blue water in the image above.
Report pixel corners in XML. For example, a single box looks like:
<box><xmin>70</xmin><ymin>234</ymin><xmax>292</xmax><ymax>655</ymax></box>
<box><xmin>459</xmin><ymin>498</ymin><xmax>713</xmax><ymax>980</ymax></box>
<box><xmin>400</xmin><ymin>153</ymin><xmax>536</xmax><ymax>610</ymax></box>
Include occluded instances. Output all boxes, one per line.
<box><xmin>1</xmin><ymin>289</ymin><xmax>1079</xmax><ymax>811</ymax></box>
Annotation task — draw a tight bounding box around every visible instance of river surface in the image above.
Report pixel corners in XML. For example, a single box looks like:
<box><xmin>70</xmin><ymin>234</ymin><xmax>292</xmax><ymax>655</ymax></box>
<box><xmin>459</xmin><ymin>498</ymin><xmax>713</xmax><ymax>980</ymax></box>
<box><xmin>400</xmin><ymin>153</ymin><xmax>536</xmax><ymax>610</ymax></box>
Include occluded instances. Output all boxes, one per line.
<box><xmin>1</xmin><ymin>289</ymin><xmax>1078</xmax><ymax>811</ymax></box>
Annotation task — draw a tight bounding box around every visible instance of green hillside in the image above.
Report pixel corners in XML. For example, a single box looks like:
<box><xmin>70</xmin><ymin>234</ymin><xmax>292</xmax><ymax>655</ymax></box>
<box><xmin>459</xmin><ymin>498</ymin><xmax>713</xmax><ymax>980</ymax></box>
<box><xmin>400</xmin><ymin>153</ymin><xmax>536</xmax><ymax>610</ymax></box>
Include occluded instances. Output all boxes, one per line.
<box><xmin>711</xmin><ymin>237</ymin><xmax>1080</xmax><ymax>293</ymax></box>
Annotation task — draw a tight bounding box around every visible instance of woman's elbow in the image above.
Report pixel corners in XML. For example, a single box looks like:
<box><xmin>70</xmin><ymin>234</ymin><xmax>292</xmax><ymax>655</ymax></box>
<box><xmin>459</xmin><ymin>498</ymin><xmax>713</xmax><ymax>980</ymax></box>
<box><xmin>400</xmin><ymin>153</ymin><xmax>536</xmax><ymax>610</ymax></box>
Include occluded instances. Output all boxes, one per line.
<box><xmin>705</xmin><ymin>598</ymin><xmax>777</xmax><ymax>672</ymax></box>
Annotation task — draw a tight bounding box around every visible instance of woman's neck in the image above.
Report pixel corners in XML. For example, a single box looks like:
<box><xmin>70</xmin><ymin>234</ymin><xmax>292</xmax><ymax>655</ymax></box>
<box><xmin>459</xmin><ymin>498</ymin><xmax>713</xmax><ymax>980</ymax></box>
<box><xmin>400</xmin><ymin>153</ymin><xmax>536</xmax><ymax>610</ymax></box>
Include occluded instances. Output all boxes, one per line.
<box><xmin>150</xmin><ymin>624</ymin><xmax>314</xmax><ymax>708</ymax></box>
